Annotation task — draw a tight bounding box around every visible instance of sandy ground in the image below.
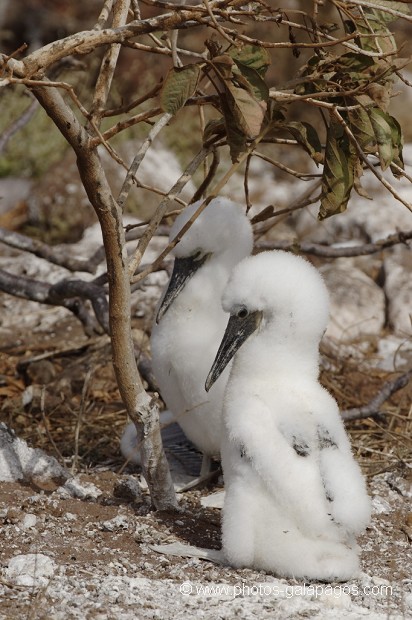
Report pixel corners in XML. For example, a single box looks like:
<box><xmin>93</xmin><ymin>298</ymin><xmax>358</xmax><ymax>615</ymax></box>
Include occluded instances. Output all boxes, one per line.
<box><xmin>0</xmin><ymin>452</ymin><xmax>411</xmax><ymax>620</ymax></box>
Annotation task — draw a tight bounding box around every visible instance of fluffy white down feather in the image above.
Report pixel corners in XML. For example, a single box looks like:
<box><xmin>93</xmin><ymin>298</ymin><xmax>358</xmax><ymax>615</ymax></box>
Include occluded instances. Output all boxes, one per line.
<box><xmin>150</xmin><ymin>197</ymin><xmax>253</xmax><ymax>457</ymax></box>
<box><xmin>216</xmin><ymin>251</ymin><xmax>371</xmax><ymax>581</ymax></box>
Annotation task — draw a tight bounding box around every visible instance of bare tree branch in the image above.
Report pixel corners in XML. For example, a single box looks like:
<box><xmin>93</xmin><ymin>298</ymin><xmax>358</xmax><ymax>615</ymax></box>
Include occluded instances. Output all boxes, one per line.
<box><xmin>0</xmin><ymin>228</ymin><xmax>104</xmax><ymax>274</ymax></box>
<box><xmin>256</xmin><ymin>230</ymin><xmax>412</xmax><ymax>258</ymax></box>
<box><xmin>48</xmin><ymin>279</ymin><xmax>109</xmax><ymax>333</ymax></box>
<box><xmin>0</xmin><ymin>7</ymin><xmax>209</xmax><ymax>76</ymax></box>
<box><xmin>23</xmin><ymin>66</ymin><xmax>178</xmax><ymax>510</ymax></box>
<box><xmin>0</xmin><ymin>268</ymin><xmax>101</xmax><ymax>336</ymax></box>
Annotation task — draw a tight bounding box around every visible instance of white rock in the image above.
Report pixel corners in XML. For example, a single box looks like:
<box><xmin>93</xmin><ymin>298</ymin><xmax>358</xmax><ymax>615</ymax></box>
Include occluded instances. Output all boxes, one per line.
<box><xmin>21</xmin><ymin>513</ymin><xmax>37</xmax><ymax>529</ymax></box>
<box><xmin>375</xmin><ymin>335</ymin><xmax>412</xmax><ymax>371</ymax></box>
<box><xmin>200</xmin><ymin>491</ymin><xmax>225</xmax><ymax>509</ymax></box>
<box><xmin>321</xmin><ymin>264</ymin><xmax>385</xmax><ymax>341</ymax></box>
<box><xmin>314</xmin><ymin>591</ymin><xmax>352</xmax><ymax>609</ymax></box>
<box><xmin>403</xmin><ymin>591</ymin><xmax>412</xmax><ymax>609</ymax></box>
<box><xmin>0</xmin><ymin>424</ymin><xmax>69</xmax><ymax>484</ymax></box>
<box><xmin>383</xmin><ymin>248</ymin><xmax>412</xmax><ymax>336</ymax></box>
<box><xmin>100</xmin><ymin>515</ymin><xmax>129</xmax><ymax>532</ymax></box>
<box><xmin>371</xmin><ymin>496</ymin><xmax>393</xmax><ymax>515</ymax></box>
<box><xmin>58</xmin><ymin>477</ymin><xmax>102</xmax><ymax>500</ymax></box>
<box><xmin>6</xmin><ymin>553</ymin><xmax>56</xmax><ymax>587</ymax></box>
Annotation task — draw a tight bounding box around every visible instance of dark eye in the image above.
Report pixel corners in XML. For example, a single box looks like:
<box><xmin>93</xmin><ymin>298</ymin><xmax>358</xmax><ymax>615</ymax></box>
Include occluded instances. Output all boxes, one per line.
<box><xmin>193</xmin><ymin>250</ymin><xmax>203</xmax><ymax>261</ymax></box>
<box><xmin>237</xmin><ymin>307</ymin><xmax>249</xmax><ymax>319</ymax></box>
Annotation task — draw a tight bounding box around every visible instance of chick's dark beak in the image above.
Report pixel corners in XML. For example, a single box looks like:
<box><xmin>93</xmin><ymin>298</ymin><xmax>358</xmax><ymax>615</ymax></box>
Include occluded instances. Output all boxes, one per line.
<box><xmin>205</xmin><ymin>310</ymin><xmax>262</xmax><ymax>392</ymax></box>
<box><xmin>156</xmin><ymin>254</ymin><xmax>209</xmax><ymax>323</ymax></box>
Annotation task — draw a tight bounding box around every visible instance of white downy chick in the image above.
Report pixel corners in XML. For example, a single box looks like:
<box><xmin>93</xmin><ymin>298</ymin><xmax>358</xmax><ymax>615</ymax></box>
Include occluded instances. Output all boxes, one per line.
<box><xmin>135</xmin><ymin>198</ymin><xmax>253</xmax><ymax>471</ymax></box>
<box><xmin>206</xmin><ymin>250</ymin><xmax>371</xmax><ymax>582</ymax></box>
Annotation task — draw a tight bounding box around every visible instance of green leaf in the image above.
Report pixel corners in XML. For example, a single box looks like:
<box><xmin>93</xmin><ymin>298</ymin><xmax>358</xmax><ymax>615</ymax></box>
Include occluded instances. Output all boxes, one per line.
<box><xmin>369</xmin><ymin>107</ymin><xmax>396</xmax><ymax>170</ymax></box>
<box><xmin>354</xmin><ymin>11</ymin><xmax>397</xmax><ymax>54</ymax></box>
<box><xmin>219</xmin><ymin>95</ymin><xmax>247</xmax><ymax>162</ymax></box>
<box><xmin>353</xmin><ymin>159</ymin><xmax>372</xmax><ymax>199</ymax></box>
<box><xmin>228</xmin><ymin>45</ymin><xmax>271</xmax><ymax>77</ymax></box>
<box><xmin>285</xmin><ymin>121</ymin><xmax>323</xmax><ymax>165</ymax></box>
<box><xmin>335</xmin><ymin>52</ymin><xmax>375</xmax><ymax>72</ymax></box>
<box><xmin>160</xmin><ymin>64</ymin><xmax>201</xmax><ymax>115</ymax></box>
<box><xmin>346</xmin><ymin>101</ymin><xmax>377</xmax><ymax>154</ymax></box>
<box><xmin>212</xmin><ymin>54</ymin><xmax>267</xmax><ymax>140</ymax></box>
<box><xmin>225</xmin><ymin>81</ymin><xmax>267</xmax><ymax>138</ymax></box>
<box><xmin>370</xmin><ymin>111</ymin><xmax>405</xmax><ymax>176</ymax></box>
<box><xmin>232</xmin><ymin>61</ymin><xmax>270</xmax><ymax>102</ymax></box>
<box><xmin>368</xmin><ymin>1</ymin><xmax>410</xmax><ymax>23</ymax></box>
<box><xmin>388</xmin><ymin>114</ymin><xmax>404</xmax><ymax>175</ymax></box>
<box><xmin>319</xmin><ymin>120</ymin><xmax>356</xmax><ymax>220</ymax></box>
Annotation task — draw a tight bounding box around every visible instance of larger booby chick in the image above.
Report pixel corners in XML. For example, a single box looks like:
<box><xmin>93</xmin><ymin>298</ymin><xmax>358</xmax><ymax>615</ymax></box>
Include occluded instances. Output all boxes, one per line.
<box><xmin>150</xmin><ymin>198</ymin><xmax>253</xmax><ymax>467</ymax></box>
<box><xmin>206</xmin><ymin>251</ymin><xmax>371</xmax><ymax>581</ymax></box>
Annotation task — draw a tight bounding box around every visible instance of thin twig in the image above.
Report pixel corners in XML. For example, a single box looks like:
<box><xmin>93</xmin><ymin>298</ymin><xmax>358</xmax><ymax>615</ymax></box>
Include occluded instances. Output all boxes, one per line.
<box><xmin>244</xmin><ymin>154</ymin><xmax>252</xmax><ymax>212</ymax></box>
<box><xmin>0</xmin><ymin>96</ymin><xmax>39</xmax><ymax>155</ymax></box>
<box><xmin>131</xmin><ymin>0</ymin><xmax>141</xmax><ymax>19</ymax></box>
<box><xmin>93</xmin><ymin>106</ymin><xmax>162</xmax><ymax>144</ymax></box>
<box><xmin>203</xmin><ymin>0</ymin><xmax>238</xmax><ymax>46</ymax></box>
<box><xmin>122</xmin><ymin>39</ymin><xmax>206</xmax><ymax>59</ymax></box>
<box><xmin>103</xmin><ymin>81</ymin><xmax>162</xmax><ymax>117</ymax></box>
<box><xmin>0</xmin><ymin>227</ymin><xmax>104</xmax><ymax>273</ymax></box>
<box><xmin>128</xmin><ymin>146</ymin><xmax>210</xmax><ymax>276</ymax></box>
<box><xmin>191</xmin><ymin>147</ymin><xmax>220</xmax><ymax>202</ymax></box>
<box><xmin>117</xmin><ymin>112</ymin><xmax>173</xmax><ymax>211</ymax></box>
<box><xmin>253</xmin><ymin>150</ymin><xmax>321</xmax><ymax>180</ymax></box>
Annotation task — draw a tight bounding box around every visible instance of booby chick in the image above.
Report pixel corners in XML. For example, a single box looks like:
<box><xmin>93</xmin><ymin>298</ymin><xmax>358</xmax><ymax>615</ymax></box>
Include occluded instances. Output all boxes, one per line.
<box><xmin>123</xmin><ymin>198</ymin><xmax>253</xmax><ymax>473</ymax></box>
<box><xmin>206</xmin><ymin>251</ymin><xmax>371</xmax><ymax>581</ymax></box>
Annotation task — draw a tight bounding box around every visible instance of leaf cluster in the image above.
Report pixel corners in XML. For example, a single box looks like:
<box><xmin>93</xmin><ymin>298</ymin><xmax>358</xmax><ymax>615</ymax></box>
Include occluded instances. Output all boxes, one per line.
<box><xmin>161</xmin><ymin>43</ymin><xmax>270</xmax><ymax>163</ymax></box>
<box><xmin>159</xmin><ymin>1</ymin><xmax>410</xmax><ymax>219</ymax></box>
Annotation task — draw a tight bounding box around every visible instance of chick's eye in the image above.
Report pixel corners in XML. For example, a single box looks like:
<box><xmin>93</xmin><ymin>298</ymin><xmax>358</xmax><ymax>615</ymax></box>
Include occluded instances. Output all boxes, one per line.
<box><xmin>237</xmin><ymin>307</ymin><xmax>249</xmax><ymax>319</ymax></box>
<box><xmin>193</xmin><ymin>250</ymin><xmax>203</xmax><ymax>261</ymax></box>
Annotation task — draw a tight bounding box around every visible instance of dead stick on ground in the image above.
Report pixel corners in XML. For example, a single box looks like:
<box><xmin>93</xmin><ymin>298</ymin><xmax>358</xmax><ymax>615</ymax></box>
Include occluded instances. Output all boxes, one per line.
<box><xmin>40</xmin><ymin>386</ymin><xmax>65</xmax><ymax>464</ymax></box>
<box><xmin>342</xmin><ymin>370</ymin><xmax>412</xmax><ymax>421</ymax></box>
<box><xmin>72</xmin><ymin>369</ymin><xmax>93</xmax><ymax>473</ymax></box>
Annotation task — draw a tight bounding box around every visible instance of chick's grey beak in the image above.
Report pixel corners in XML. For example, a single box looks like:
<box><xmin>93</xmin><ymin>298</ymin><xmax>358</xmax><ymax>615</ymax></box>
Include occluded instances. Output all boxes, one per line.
<box><xmin>156</xmin><ymin>254</ymin><xmax>208</xmax><ymax>323</ymax></box>
<box><xmin>205</xmin><ymin>310</ymin><xmax>262</xmax><ymax>392</ymax></box>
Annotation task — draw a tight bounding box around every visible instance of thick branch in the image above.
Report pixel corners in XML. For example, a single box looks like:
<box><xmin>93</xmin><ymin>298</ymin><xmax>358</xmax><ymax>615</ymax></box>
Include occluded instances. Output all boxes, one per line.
<box><xmin>0</xmin><ymin>228</ymin><xmax>104</xmax><ymax>273</ymax></box>
<box><xmin>26</xmin><ymin>74</ymin><xmax>178</xmax><ymax>510</ymax></box>
<box><xmin>79</xmin><ymin>147</ymin><xmax>178</xmax><ymax>509</ymax></box>
<box><xmin>0</xmin><ymin>268</ymin><xmax>100</xmax><ymax>335</ymax></box>
<box><xmin>1</xmin><ymin>9</ymin><xmax>207</xmax><ymax>76</ymax></box>
<box><xmin>48</xmin><ymin>280</ymin><xmax>109</xmax><ymax>333</ymax></box>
